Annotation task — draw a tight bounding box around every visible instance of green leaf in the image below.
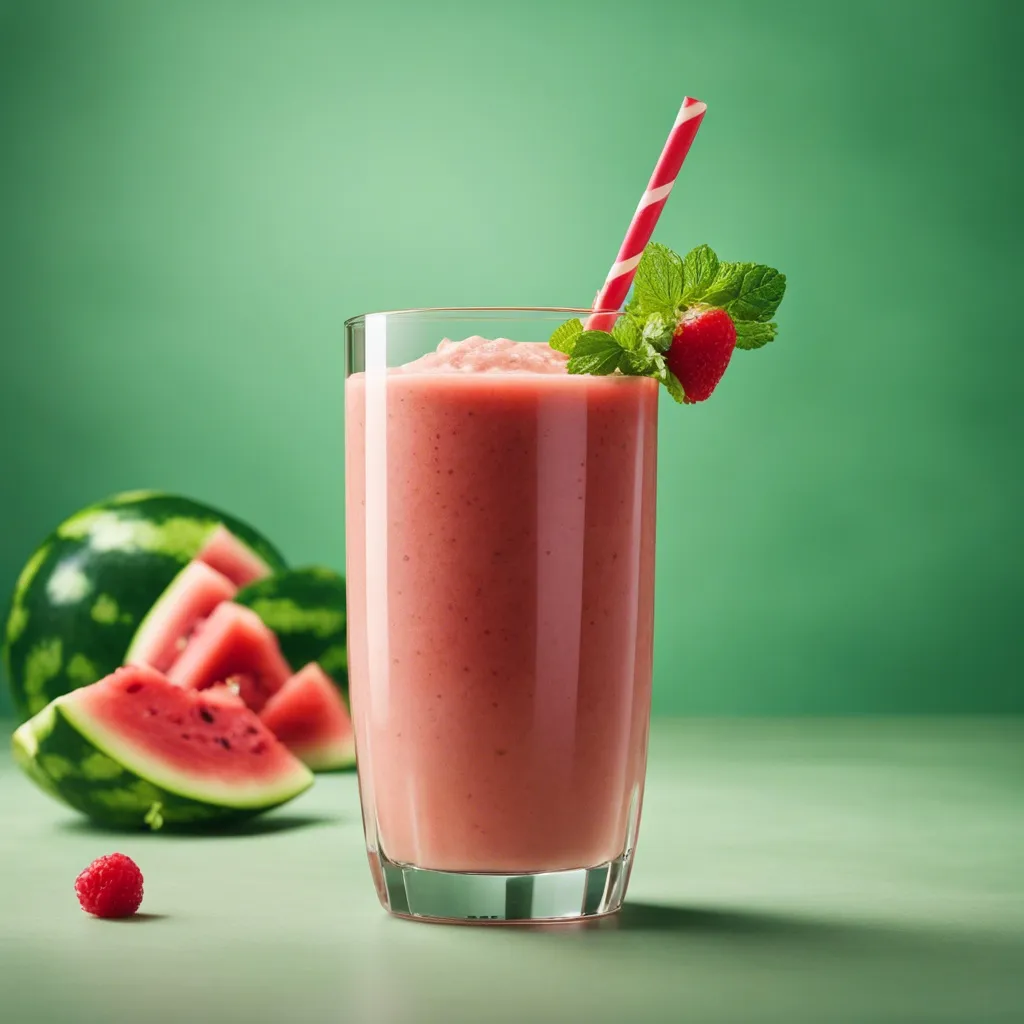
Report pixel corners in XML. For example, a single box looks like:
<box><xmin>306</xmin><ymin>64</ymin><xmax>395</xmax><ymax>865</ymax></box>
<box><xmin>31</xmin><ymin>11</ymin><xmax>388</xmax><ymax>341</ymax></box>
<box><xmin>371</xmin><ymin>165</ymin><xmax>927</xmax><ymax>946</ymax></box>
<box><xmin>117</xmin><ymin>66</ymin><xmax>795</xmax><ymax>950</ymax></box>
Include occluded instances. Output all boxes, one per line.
<box><xmin>632</xmin><ymin>242</ymin><xmax>683</xmax><ymax>316</ymax></box>
<box><xmin>703</xmin><ymin>262</ymin><xmax>787</xmax><ymax>323</ymax></box>
<box><xmin>548</xmin><ymin>317</ymin><xmax>584</xmax><ymax>355</ymax></box>
<box><xmin>612</xmin><ymin>315</ymin><xmax>642</xmax><ymax>352</ymax></box>
<box><xmin>701</xmin><ymin>261</ymin><xmax>750</xmax><ymax>307</ymax></box>
<box><xmin>567</xmin><ymin>331</ymin><xmax>624</xmax><ymax>375</ymax></box>
<box><xmin>641</xmin><ymin>312</ymin><xmax>676</xmax><ymax>353</ymax></box>
<box><xmin>681</xmin><ymin>244</ymin><xmax>720</xmax><ymax>303</ymax></box>
<box><xmin>734</xmin><ymin>320</ymin><xmax>778</xmax><ymax>350</ymax></box>
<box><xmin>619</xmin><ymin>341</ymin><xmax>664</xmax><ymax>377</ymax></box>
<box><xmin>726</xmin><ymin>266</ymin><xmax>786</xmax><ymax>323</ymax></box>
<box><xmin>662</xmin><ymin>369</ymin><xmax>686</xmax><ymax>404</ymax></box>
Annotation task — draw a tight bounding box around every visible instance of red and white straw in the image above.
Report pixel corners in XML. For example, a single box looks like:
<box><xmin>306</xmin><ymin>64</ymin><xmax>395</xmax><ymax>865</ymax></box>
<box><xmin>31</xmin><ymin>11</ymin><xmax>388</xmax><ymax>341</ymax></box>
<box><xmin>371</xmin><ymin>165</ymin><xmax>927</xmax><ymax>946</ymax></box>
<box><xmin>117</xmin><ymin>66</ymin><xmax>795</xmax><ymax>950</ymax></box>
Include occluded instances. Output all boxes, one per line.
<box><xmin>586</xmin><ymin>96</ymin><xmax>707</xmax><ymax>331</ymax></box>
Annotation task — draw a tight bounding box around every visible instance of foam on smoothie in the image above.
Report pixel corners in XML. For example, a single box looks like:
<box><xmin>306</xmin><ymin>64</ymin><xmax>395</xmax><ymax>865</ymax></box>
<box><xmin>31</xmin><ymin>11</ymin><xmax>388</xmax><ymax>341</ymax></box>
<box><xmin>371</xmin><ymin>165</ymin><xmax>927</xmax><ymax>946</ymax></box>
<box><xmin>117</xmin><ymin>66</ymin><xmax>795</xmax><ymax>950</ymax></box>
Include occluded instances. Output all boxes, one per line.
<box><xmin>397</xmin><ymin>336</ymin><xmax>569</xmax><ymax>374</ymax></box>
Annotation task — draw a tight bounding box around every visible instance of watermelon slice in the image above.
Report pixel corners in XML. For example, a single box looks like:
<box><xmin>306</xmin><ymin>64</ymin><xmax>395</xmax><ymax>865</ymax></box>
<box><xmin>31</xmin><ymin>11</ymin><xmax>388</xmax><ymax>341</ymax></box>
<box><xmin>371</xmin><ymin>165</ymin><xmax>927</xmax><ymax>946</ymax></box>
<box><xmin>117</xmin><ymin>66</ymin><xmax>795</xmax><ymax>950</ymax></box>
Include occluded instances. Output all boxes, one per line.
<box><xmin>201</xmin><ymin>682</ymin><xmax>247</xmax><ymax>708</ymax></box>
<box><xmin>234</xmin><ymin>567</ymin><xmax>348</xmax><ymax>694</ymax></box>
<box><xmin>166</xmin><ymin>602</ymin><xmax>292</xmax><ymax>713</ymax></box>
<box><xmin>197</xmin><ymin>524</ymin><xmax>275</xmax><ymax>587</ymax></box>
<box><xmin>11</xmin><ymin>665</ymin><xmax>313</xmax><ymax>829</ymax></box>
<box><xmin>259</xmin><ymin>663</ymin><xmax>356</xmax><ymax>772</ymax></box>
<box><xmin>124</xmin><ymin>560</ymin><xmax>237</xmax><ymax>673</ymax></box>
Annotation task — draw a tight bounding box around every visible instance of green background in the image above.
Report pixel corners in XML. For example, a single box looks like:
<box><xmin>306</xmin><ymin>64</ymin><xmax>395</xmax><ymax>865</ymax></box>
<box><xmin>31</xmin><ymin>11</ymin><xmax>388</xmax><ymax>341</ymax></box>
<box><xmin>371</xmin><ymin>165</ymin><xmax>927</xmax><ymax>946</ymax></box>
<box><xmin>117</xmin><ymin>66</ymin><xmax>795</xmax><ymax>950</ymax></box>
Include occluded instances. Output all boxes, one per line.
<box><xmin>1</xmin><ymin>0</ymin><xmax>1021</xmax><ymax>717</ymax></box>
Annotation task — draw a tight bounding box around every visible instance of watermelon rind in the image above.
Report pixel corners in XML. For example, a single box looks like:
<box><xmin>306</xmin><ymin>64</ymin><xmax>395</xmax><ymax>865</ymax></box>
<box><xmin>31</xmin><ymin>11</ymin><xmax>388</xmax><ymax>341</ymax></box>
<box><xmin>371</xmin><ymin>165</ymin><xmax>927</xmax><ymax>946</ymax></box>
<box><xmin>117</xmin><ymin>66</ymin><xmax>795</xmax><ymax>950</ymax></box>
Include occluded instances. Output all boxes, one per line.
<box><xmin>234</xmin><ymin>566</ymin><xmax>347</xmax><ymax>694</ymax></box>
<box><xmin>12</xmin><ymin>691</ymin><xmax>313</xmax><ymax>829</ymax></box>
<box><xmin>3</xmin><ymin>491</ymin><xmax>287</xmax><ymax>721</ymax></box>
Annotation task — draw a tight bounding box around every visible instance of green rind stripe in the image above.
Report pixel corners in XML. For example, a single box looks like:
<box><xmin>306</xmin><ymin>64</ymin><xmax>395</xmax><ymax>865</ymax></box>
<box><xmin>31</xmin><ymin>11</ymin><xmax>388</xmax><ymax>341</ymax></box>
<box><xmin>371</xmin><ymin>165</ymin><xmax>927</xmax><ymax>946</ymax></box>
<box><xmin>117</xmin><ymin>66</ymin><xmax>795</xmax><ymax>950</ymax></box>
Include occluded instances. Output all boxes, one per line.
<box><xmin>234</xmin><ymin>566</ymin><xmax>348</xmax><ymax>695</ymax></box>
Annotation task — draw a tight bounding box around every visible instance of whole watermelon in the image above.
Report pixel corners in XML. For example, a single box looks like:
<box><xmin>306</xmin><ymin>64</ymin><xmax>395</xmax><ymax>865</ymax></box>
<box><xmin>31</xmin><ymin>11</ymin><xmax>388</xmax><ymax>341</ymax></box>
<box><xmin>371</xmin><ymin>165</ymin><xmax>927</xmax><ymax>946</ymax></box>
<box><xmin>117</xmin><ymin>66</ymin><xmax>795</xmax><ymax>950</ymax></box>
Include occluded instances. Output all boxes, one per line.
<box><xmin>3</xmin><ymin>491</ymin><xmax>287</xmax><ymax>720</ymax></box>
<box><xmin>234</xmin><ymin>567</ymin><xmax>347</xmax><ymax>696</ymax></box>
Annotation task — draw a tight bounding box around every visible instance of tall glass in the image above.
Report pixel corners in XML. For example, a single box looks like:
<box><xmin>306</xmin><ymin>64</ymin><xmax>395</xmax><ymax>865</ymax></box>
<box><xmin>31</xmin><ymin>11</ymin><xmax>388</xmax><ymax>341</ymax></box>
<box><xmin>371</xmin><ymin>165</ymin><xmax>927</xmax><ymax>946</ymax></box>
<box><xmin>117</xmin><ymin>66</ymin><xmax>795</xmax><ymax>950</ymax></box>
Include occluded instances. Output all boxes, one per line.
<box><xmin>344</xmin><ymin>309</ymin><xmax>658</xmax><ymax>923</ymax></box>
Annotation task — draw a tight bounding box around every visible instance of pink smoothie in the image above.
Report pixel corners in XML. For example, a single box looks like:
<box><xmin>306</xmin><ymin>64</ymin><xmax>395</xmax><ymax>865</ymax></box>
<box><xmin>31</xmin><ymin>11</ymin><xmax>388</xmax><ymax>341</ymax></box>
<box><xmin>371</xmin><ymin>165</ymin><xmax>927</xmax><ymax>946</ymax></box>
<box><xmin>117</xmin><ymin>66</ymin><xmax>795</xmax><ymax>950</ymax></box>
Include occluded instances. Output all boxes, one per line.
<box><xmin>345</xmin><ymin>337</ymin><xmax>658</xmax><ymax>873</ymax></box>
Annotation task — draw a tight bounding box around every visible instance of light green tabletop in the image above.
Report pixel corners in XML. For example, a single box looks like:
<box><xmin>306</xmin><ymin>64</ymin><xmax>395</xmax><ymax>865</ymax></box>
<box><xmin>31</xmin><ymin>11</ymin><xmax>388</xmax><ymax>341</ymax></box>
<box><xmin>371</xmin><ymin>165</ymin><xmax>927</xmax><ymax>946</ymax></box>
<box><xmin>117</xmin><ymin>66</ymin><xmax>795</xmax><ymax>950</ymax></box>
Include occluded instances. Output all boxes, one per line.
<box><xmin>1</xmin><ymin>718</ymin><xmax>1022</xmax><ymax>1024</ymax></box>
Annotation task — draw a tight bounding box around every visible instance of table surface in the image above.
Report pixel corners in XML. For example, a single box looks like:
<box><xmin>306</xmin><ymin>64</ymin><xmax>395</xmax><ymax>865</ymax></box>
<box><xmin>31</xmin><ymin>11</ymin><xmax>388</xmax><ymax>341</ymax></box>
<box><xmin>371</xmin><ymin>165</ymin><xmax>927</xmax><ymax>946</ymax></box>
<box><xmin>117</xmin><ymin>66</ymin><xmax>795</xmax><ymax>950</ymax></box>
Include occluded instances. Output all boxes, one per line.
<box><xmin>1</xmin><ymin>717</ymin><xmax>1022</xmax><ymax>1024</ymax></box>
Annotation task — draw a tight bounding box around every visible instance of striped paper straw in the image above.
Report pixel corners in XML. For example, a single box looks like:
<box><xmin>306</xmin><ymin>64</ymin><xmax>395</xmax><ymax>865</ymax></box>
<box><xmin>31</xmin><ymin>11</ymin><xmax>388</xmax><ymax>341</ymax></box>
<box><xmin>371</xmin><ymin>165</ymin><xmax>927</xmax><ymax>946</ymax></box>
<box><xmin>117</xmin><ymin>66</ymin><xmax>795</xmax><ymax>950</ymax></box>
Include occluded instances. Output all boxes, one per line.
<box><xmin>586</xmin><ymin>97</ymin><xmax>707</xmax><ymax>332</ymax></box>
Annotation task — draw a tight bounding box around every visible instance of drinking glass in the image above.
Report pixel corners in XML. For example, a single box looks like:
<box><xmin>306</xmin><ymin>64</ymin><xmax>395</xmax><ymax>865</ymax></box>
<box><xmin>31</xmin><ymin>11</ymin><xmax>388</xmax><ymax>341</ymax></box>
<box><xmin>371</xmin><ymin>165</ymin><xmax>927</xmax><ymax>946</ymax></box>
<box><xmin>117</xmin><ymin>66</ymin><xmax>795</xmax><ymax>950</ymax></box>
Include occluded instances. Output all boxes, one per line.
<box><xmin>344</xmin><ymin>309</ymin><xmax>658</xmax><ymax>923</ymax></box>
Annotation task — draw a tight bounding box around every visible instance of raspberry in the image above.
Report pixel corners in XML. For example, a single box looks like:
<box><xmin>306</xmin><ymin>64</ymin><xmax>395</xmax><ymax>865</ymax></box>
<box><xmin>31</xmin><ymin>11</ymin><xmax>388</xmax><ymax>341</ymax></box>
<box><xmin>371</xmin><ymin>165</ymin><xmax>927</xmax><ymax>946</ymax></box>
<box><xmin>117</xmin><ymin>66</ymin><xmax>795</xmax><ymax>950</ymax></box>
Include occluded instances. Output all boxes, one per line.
<box><xmin>666</xmin><ymin>307</ymin><xmax>737</xmax><ymax>403</ymax></box>
<box><xmin>74</xmin><ymin>853</ymin><xmax>144</xmax><ymax>918</ymax></box>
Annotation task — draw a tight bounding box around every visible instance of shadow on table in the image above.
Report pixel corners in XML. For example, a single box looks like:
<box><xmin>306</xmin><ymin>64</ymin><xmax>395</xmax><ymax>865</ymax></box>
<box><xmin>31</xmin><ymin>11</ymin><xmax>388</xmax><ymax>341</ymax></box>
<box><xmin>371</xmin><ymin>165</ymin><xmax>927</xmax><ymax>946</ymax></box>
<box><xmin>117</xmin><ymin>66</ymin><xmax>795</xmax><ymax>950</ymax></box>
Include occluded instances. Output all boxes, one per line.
<box><xmin>85</xmin><ymin>913</ymin><xmax>171</xmax><ymax>924</ymax></box>
<box><xmin>522</xmin><ymin>901</ymin><xmax>873</xmax><ymax>943</ymax></box>
<box><xmin>525</xmin><ymin>900</ymin><xmax>1022</xmax><ymax>958</ymax></box>
<box><xmin>56</xmin><ymin>812</ymin><xmax>342</xmax><ymax>838</ymax></box>
<box><xmin>615</xmin><ymin>901</ymin><xmax>853</xmax><ymax>937</ymax></box>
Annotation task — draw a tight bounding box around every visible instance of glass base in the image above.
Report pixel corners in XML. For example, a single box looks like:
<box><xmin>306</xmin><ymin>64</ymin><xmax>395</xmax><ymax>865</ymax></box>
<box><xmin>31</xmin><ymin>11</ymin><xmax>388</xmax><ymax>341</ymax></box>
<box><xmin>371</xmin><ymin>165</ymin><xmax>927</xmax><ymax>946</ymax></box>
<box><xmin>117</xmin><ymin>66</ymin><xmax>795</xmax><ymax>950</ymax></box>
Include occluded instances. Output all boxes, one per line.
<box><xmin>368</xmin><ymin>847</ymin><xmax>633</xmax><ymax>924</ymax></box>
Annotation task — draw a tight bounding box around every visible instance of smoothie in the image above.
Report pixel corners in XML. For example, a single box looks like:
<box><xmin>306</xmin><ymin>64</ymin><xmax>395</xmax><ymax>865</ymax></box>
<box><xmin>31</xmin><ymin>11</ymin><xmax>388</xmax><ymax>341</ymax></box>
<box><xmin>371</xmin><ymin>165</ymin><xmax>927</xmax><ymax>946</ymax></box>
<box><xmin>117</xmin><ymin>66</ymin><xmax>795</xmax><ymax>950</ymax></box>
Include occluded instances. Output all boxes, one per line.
<box><xmin>345</xmin><ymin>336</ymin><xmax>658</xmax><ymax>873</ymax></box>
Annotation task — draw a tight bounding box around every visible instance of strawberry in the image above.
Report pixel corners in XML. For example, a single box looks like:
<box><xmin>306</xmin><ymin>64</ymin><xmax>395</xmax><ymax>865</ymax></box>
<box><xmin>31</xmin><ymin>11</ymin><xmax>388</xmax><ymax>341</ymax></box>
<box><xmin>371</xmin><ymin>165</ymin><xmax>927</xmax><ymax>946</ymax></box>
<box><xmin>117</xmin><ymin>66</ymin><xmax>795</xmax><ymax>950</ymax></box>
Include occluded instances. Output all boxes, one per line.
<box><xmin>665</xmin><ymin>307</ymin><xmax>737</xmax><ymax>403</ymax></box>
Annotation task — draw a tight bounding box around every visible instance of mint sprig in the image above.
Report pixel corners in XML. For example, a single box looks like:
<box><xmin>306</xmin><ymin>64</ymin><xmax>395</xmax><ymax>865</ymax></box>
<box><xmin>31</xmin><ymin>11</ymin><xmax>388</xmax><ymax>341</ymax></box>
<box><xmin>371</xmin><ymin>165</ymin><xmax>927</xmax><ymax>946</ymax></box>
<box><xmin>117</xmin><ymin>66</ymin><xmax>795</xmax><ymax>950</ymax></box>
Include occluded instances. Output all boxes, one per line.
<box><xmin>567</xmin><ymin>331</ymin><xmax>627</xmax><ymax>375</ymax></box>
<box><xmin>550</xmin><ymin>242</ymin><xmax>786</xmax><ymax>402</ymax></box>
<box><xmin>632</xmin><ymin>242</ymin><xmax>683</xmax><ymax>316</ymax></box>
<box><xmin>549</xmin><ymin>317</ymin><xmax>584</xmax><ymax>354</ymax></box>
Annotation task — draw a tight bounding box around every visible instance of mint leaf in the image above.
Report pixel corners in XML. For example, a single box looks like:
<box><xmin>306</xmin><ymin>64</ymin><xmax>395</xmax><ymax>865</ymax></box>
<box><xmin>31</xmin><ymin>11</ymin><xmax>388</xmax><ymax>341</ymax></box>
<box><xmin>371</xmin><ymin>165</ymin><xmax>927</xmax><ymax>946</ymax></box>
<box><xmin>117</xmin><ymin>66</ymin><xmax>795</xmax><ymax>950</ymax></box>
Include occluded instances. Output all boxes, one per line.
<box><xmin>549</xmin><ymin>317</ymin><xmax>584</xmax><ymax>355</ymax></box>
<box><xmin>620</xmin><ymin>341</ymin><xmax>664</xmax><ymax>377</ymax></box>
<box><xmin>619</xmin><ymin>349</ymin><xmax>653</xmax><ymax>376</ymax></box>
<box><xmin>641</xmin><ymin>312</ymin><xmax>676</xmax><ymax>353</ymax></box>
<box><xmin>612</xmin><ymin>315</ymin><xmax>642</xmax><ymax>352</ymax></box>
<box><xmin>701</xmin><ymin>261</ymin><xmax>749</xmax><ymax>307</ymax></box>
<box><xmin>725</xmin><ymin>266</ymin><xmax>786</xmax><ymax>323</ymax></box>
<box><xmin>703</xmin><ymin>262</ymin><xmax>786</xmax><ymax>323</ymax></box>
<box><xmin>734</xmin><ymin>320</ymin><xmax>777</xmax><ymax>350</ymax></box>
<box><xmin>681</xmin><ymin>244</ymin><xmax>720</xmax><ymax>303</ymax></box>
<box><xmin>662</xmin><ymin>369</ymin><xmax>686</xmax><ymax>404</ymax></box>
<box><xmin>567</xmin><ymin>331</ymin><xmax>623</xmax><ymax>375</ymax></box>
<box><xmin>632</xmin><ymin>242</ymin><xmax>683</xmax><ymax>316</ymax></box>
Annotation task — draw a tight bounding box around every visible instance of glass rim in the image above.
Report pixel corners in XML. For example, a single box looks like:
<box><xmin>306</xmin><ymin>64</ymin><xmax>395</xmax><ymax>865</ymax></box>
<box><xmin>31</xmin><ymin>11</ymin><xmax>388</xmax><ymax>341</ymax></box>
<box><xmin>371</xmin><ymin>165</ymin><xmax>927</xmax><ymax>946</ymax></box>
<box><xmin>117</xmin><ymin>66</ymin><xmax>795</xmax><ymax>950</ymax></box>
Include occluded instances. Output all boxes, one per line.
<box><xmin>343</xmin><ymin>306</ymin><xmax>621</xmax><ymax>328</ymax></box>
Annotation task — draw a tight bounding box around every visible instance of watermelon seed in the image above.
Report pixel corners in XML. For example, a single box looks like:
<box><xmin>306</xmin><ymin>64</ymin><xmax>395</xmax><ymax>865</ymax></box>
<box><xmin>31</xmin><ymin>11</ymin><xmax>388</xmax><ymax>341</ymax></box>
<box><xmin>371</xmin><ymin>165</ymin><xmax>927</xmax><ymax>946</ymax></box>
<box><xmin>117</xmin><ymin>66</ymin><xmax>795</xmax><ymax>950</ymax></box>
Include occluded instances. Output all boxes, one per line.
<box><xmin>199</xmin><ymin>707</ymin><xmax>215</xmax><ymax>724</ymax></box>
<box><xmin>217</xmin><ymin>737</ymin><xmax>231</xmax><ymax>750</ymax></box>
<box><xmin>251</xmin><ymin>741</ymin><xmax>267</xmax><ymax>755</ymax></box>
<box><xmin>245</xmin><ymin>726</ymin><xmax>258</xmax><ymax>735</ymax></box>
<box><xmin>126</xmin><ymin>682</ymin><xmax>143</xmax><ymax>694</ymax></box>
<box><xmin>181</xmin><ymin>732</ymin><xmax>191</xmax><ymax>740</ymax></box>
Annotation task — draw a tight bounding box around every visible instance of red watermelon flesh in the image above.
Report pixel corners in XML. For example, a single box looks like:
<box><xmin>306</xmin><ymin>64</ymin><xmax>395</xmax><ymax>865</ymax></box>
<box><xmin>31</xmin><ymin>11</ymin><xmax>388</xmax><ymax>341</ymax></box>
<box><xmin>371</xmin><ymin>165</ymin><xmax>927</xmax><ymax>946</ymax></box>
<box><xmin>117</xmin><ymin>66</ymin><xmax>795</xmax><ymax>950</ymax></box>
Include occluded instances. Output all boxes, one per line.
<box><xmin>201</xmin><ymin>682</ymin><xmax>247</xmax><ymax>709</ymax></box>
<box><xmin>259</xmin><ymin>663</ymin><xmax>356</xmax><ymax>772</ymax></box>
<box><xmin>71</xmin><ymin>665</ymin><xmax>312</xmax><ymax>795</ymax></box>
<box><xmin>166</xmin><ymin>602</ymin><xmax>292</xmax><ymax>713</ymax></box>
<box><xmin>197</xmin><ymin>524</ymin><xmax>275</xmax><ymax>587</ymax></box>
<box><xmin>125</xmin><ymin>560</ymin><xmax>237</xmax><ymax>673</ymax></box>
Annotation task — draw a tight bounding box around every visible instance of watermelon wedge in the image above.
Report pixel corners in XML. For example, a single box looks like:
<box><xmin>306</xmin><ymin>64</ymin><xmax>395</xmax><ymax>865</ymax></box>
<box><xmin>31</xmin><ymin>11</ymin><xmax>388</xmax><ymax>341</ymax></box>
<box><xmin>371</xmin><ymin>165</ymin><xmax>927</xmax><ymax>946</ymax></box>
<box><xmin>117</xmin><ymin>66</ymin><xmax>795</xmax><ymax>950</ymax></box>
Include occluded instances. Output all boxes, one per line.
<box><xmin>124</xmin><ymin>560</ymin><xmax>237</xmax><ymax>673</ymax></box>
<box><xmin>259</xmin><ymin>663</ymin><xmax>356</xmax><ymax>772</ymax></box>
<box><xmin>3</xmin><ymin>490</ymin><xmax>287</xmax><ymax>721</ymax></box>
<box><xmin>11</xmin><ymin>665</ymin><xmax>313</xmax><ymax>829</ymax></box>
<box><xmin>167</xmin><ymin>602</ymin><xmax>292</xmax><ymax>713</ymax></box>
<box><xmin>197</xmin><ymin>524</ymin><xmax>275</xmax><ymax>587</ymax></box>
<box><xmin>201</xmin><ymin>682</ymin><xmax>247</xmax><ymax>708</ymax></box>
<box><xmin>234</xmin><ymin>567</ymin><xmax>348</xmax><ymax>694</ymax></box>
